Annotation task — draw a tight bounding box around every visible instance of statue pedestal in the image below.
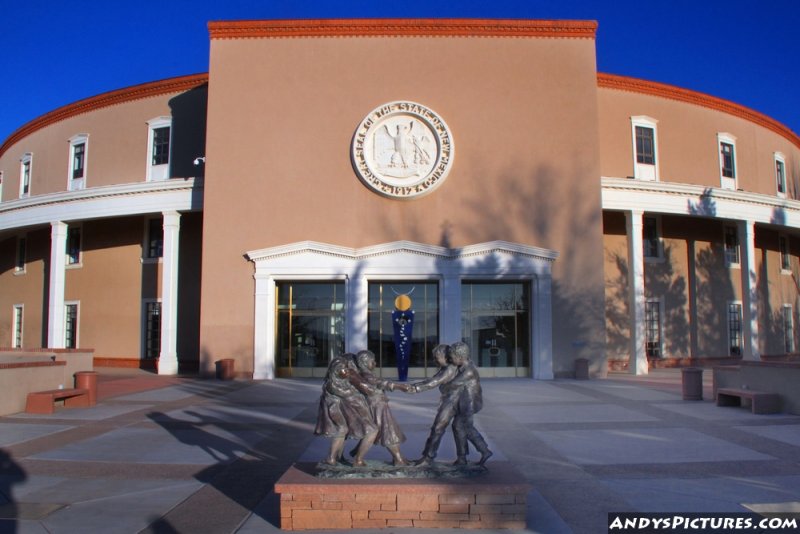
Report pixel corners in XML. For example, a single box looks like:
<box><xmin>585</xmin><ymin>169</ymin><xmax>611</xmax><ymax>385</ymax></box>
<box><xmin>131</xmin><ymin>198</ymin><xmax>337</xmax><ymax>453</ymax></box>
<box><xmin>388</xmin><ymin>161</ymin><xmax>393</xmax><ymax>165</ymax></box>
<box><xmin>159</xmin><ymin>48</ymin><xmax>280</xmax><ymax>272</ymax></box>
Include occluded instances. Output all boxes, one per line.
<box><xmin>275</xmin><ymin>462</ymin><xmax>529</xmax><ymax>530</ymax></box>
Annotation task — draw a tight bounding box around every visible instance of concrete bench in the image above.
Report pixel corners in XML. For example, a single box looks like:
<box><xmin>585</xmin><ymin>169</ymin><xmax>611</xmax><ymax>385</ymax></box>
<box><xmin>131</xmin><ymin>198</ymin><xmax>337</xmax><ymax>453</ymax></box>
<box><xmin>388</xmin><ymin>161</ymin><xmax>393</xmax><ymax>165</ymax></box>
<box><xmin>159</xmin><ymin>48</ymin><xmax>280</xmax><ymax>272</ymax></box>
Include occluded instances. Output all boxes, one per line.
<box><xmin>716</xmin><ymin>388</ymin><xmax>780</xmax><ymax>414</ymax></box>
<box><xmin>26</xmin><ymin>388</ymin><xmax>90</xmax><ymax>414</ymax></box>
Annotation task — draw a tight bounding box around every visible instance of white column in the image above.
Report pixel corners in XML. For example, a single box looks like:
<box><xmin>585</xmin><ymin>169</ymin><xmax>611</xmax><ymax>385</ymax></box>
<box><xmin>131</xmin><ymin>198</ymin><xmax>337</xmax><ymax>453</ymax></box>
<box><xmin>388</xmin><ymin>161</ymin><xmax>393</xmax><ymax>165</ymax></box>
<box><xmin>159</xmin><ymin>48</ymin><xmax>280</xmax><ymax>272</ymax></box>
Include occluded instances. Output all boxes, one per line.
<box><xmin>158</xmin><ymin>211</ymin><xmax>180</xmax><ymax>375</ymax></box>
<box><xmin>47</xmin><ymin>222</ymin><xmax>68</xmax><ymax>348</ymax></box>
<box><xmin>626</xmin><ymin>210</ymin><xmax>648</xmax><ymax>375</ymax></box>
<box><xmin>253</xmin><ymin>270</ymin><xmax>274</xmax><ymax>379</ymax></box>
<box><xmin>533</xmin><ymin>274</ymin><xmax>555</xmax><ymax>380</ymax></box>
<box><xmin>347</xmin><ymin>275</ymin><xmax>369</xmax><ymax>353</ymax></box>
<box><xmin>739</xmin><ymin>220</ymin><xmax>759</xmax><ymax>360</ymax></box>
<box><xmin>441</xmin><ymin>274</ymin><xmax>462</xmax><ymax>344</ymax></box>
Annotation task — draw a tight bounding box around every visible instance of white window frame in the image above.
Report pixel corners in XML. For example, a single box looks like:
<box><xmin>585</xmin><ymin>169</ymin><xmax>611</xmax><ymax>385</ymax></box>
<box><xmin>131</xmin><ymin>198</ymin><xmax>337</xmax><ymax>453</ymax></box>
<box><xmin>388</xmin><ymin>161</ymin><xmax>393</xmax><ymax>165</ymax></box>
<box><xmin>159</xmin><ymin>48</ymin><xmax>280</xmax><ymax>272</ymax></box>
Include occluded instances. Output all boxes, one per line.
<box><xmin>19</xmin><ymin>153</ymin><xmax>32</xmax><ymax>198</ymax></box>
<box><xmin>643</xmin><ymin>215</ymin><xmax>663</xmax><ymax>262</ymax></box>
<box><xmin>15</xmin><ymin>235</ymin><xmax>27</xmax><ymax>274</ymax></box>
<box><xmin>779</xmin><ymin>234</ymin><xmax>791</xmax><ymax>274</ymax></box>
<box><xmin>66</xmin><ymin>224</ymin><xmax>83</xmax><ymax>268</ymax></box>
<box><xmin>727</xmin><ymin>301</ymin><xmax>743</xmax><ymax>357</ymax></box>
<box><xmin>13</xmin><ymin>304</ymin><xmax>24</xmax><ymax>349</ymax></box>
<box><xmin>775</xmin><ymin>152</ymin><xmax>787</xmax><ymax>198</ymax></box>
<box><xmin>783</xmin><ymin>304</ymin><xmax>795</xmax><ymax>353</ymax></box>
<box><xmin>631</xmin><ymin>116</ymin><xmax>659</xmax><ymax>181</ymax></box>
<box><xmin>723</xmin><ymin>224</ymin><xmax>741</xmax><ymax>268</ymax></box>
<box><xmin>68</xmin><ymin>134</ymin><xmax>89</xmax><ymax>191</ymax></box>
<box><xmin>718</xmin><ymin>133</ymin><xmax>738</xmax><ymax>190</ymax></box>
<box><xmin>64</xmin><ymin>301</ymin><xmax>80</xmax><ymax>349</ymax></box>
<box><xmin>146</xmin><ymin>117</ymin><xmax>172</xmax><ymax>182</ymax></box>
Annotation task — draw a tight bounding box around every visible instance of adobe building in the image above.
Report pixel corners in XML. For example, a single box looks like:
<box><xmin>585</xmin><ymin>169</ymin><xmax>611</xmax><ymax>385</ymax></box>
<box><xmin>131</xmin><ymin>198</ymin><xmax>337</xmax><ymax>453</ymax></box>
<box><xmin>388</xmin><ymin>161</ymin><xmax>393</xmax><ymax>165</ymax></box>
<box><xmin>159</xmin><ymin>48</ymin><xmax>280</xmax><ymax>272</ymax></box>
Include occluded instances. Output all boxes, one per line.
<box><xmin>1</xmin><ymin>19</ymin><xmax>798</xmax><ymax>380</ymax></box>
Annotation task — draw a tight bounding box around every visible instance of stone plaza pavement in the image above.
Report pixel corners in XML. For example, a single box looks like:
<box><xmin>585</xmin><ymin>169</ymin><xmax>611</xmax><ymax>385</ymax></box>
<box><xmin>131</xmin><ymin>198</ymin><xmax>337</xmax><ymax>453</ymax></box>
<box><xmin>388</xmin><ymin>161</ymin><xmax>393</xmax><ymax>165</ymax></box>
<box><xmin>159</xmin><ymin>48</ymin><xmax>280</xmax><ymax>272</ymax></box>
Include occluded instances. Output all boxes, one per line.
<box><xmin>1</xmin><ymin>369</ymin><xmax>799</xmax><ymax>533</ymax></box>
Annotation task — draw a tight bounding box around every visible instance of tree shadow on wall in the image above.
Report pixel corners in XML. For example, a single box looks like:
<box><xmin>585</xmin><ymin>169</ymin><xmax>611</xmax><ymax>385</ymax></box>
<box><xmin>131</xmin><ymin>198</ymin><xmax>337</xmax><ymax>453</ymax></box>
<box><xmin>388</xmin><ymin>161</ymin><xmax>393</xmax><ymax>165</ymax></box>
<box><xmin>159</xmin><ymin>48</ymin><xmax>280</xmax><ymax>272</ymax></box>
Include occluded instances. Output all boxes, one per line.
<box><xmin>694</xmin><ymin>243</ymin><xmax>735</xmax><ymax>357</ymax></box>
<box><xmin>604</xmin><ymin>244</ymin><xmax>690</xmax><ymax>360</ymax></box>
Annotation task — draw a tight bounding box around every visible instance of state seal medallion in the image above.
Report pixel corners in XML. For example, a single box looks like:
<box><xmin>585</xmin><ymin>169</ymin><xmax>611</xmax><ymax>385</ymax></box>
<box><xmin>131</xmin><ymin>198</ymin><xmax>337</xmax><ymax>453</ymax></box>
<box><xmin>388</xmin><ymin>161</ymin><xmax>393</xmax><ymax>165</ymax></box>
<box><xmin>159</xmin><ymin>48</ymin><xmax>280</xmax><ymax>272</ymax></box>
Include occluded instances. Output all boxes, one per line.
<box><xmin>351</xmin><ymin>102</ymin><xmax>454</xmax><ymax>199</ymax></box>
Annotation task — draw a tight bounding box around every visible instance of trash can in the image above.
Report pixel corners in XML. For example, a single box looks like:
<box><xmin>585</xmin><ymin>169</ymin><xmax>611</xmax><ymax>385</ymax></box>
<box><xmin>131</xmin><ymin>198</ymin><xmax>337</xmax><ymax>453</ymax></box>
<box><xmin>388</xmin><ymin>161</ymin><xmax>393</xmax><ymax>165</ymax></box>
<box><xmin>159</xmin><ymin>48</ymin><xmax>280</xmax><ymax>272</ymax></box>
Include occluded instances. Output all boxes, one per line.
<box><xmin>681</xmin><ymin>367</ymin><xmax>703</xmax><ymax>400</ymax></box>
<box><xmin>575</xmin><ymin>358</ymin><xmax>589</xmax><ymax>380</ymax></box>
<box><xmin>216</xmin><ymin>359</ymin><xmax>235</xmax><ymax>381</ymax></box>
<box><xmin>74</xmin><ymin>371</ymin><xmax>99</xmax><ymax>406</ymax></box>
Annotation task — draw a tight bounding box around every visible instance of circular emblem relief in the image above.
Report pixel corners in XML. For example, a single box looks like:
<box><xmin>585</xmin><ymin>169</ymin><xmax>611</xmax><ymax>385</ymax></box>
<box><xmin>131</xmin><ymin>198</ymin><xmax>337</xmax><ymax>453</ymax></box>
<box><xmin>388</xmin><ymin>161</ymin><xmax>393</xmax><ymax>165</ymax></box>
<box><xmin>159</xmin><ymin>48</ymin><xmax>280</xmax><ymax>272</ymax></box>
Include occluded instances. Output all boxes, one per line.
<box><xmin>351</xmin><ymin>101</ymin><xmax>454</xmax><ymax>199</ymax></box>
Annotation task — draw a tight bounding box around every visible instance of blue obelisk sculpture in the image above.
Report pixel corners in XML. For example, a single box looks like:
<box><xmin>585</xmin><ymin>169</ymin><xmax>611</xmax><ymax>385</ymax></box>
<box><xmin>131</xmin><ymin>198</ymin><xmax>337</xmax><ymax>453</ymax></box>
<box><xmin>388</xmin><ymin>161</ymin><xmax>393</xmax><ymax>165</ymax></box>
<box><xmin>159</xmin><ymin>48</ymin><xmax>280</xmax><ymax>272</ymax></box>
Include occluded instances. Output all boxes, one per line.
<box><xmin>391</xmin><ymin>293</ymin><xmax>414</xmax><ymax>382</ymax></box>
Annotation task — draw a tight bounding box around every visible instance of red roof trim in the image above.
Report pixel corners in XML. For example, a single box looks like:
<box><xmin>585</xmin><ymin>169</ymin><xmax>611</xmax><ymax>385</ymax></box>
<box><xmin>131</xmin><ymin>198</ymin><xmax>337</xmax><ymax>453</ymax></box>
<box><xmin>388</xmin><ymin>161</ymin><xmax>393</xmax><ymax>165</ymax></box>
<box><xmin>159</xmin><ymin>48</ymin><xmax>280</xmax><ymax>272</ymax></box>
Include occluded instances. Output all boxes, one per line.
<box><xmin>208</xmin><ymin>18</ymin><xmax>598</xmax><ymax>40</ymax></box>
<box><xmin>598</xmin><ymin>72</ymin><xmax>800</xmax><ymax>148</ymax></box>
<box><xmin>0</xmin><ymin>73</ymin><xmax>209</xmax><ymax>159</ymax></box>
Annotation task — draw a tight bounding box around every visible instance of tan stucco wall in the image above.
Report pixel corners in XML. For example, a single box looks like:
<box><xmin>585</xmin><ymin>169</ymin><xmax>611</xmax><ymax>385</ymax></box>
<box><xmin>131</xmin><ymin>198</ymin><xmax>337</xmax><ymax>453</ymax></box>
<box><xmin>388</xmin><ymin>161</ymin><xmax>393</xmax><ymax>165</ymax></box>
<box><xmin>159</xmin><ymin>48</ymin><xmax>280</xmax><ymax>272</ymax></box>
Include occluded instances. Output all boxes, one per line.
<box><xmin>597</xmin><ymin>88</ymin><xmax>800</xmax><ymax>196</ymax></box>
<box><xmin>200</xmin><ymin>35</ymin><xmax>605</xmax><ymax>375</ymax></box>
<box><xmin>0</xmin><ymin>228</ymin><xmax>49</xmax><ymax>347</ymax></box>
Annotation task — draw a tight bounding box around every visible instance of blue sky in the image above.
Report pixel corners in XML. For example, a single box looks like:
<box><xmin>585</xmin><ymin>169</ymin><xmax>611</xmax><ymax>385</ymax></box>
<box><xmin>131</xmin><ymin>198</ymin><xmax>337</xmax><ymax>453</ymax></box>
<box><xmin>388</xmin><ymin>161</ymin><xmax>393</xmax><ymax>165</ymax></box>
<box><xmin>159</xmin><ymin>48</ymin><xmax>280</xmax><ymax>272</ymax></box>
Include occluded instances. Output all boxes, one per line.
<box><xmin>1</xmin><ymin>0</ymin><xmax>798</xmax><ymax>143</ymax></box>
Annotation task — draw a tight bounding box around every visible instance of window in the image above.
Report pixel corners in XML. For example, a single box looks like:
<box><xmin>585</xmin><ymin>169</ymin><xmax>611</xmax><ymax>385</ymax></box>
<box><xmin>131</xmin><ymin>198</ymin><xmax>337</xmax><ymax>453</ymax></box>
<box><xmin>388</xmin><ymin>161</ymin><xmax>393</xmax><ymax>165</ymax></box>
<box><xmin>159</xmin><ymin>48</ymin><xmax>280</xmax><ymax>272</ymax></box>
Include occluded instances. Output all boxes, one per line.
<box><xmin>146</xmin><ymin>117</ymin><xmax>171</xmax><ymax>181</ymax></box>
<box><xmin>15</xmin><ymin>236</ymin><xmax>26</xmax><ymax>273</ymax></box>
<box><xmin>643</xmin><ymin>216</ymin><xmax>661</xmax><ymax>259</ymax></box>
<box><xmin>0</xmin><ymin>171</ymin><xmax>4</xmax><ymax>202</ymax></box>
<box><xmin>65</xmin><ymin>302</ymin><xmax>79</xmax><ymax>349</ymax></box>
<box><xmin>776</xmin><ymin>153</ymin><xmax>787</xmax><ymax>197</ymax></box>
<box><xmin>780</xmin><ymin>235</ymin><xmax>791</xmax><ymax>272</ymax></box>
<box><xmin>631</xmin><ymin>116</ymin><xmax>659</xmax><ymax>181</ymax></box>
<box><xmin>783</xmin><ymin>305</ymin><xmax>794</xmax><ymax>353</ymax></box>
<box><xmin>276</xmin><ymin>282</ymin><xmax>345</xmax><ymax>368</ymax></box>
<box><xmin>67</xmin><ymin>226</ymin><xmax>81</xmax><ymax>266</ymax></box>
<box><xmin>20</xmin><ymin>153</ymin><xmax>32</xmax><ymax>198</ymax></box>
<box><xmin>718</xmin><ymin>133</ymin><xmax>737</xmax><ymax>190</ymax></box>
<box><xmin>724</xmin><ymin>225</ymin><xmax>740</xmax><ymax>267</ymax></box>
<box><xmin>728</xmin><ymin>302</ymin><xmax>743</xmax><ymax>356</ymax></box>
<box><xmin>461</xmin><ymin>282</ymin><xmax>530</xmax><ymax>371</ymax></box>
<box><xmin>368</xmin><ymin>281</ymin><xmax>439</xmax><ymax>372</ymax></box>
<box><xmin>645</xmin><ymin>300</ymin><xmax>662</xmax><ymax>358</ymax></box>
<box><xmin>13</xmin><ymin>305</ymin><xmax>23</xmax><ymax>349</ymax></box>
<box><xmin>68</xmin><ymin>134</ymin><xmax>88</xmax><ymax>190</ymax></box>
<box><xmin>144</xmin><ymin>301</ymin><xmax>162</xmax><ymax>359</ymax></box>
<box><xmin>145</xmin><ymin>218</ymin><xmax>163</xmax><ymax>259</ymax></box>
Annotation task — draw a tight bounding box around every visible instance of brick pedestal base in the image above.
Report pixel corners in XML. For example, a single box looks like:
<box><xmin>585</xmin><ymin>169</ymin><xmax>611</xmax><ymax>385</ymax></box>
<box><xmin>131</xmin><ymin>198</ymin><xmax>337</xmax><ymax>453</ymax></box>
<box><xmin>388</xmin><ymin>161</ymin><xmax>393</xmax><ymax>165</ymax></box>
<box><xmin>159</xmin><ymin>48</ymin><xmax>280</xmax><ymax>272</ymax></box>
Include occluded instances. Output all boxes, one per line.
<box><xmin>275</xmin><ymin>462</ymin><xmax>530</xmax><ymax>530</ymax></box>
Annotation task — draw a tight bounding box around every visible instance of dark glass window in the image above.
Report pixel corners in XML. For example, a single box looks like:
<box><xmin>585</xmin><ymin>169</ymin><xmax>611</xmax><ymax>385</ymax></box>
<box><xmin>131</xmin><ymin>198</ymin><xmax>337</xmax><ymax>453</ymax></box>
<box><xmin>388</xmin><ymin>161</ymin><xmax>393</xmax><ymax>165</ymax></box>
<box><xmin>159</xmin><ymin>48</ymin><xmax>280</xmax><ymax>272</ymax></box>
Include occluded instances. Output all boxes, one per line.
<box><xmin>783</xmin><ymin>306</ymin><xmax>794</xmax><ymax>353</ymax></box>
<box><xmin>147</xmin><ymin>218</ymin><xmax>163</xmax><ymax>258</ymax></box>
<box><xmin>65</xmin><ymin>304</ymin><xmax>78</xmax><ymax>349</ymax></box>
<box><xmin>777</xmin><ymin>160</ymin><xmax>786</xmax><ymax>194</ymax></box>
<box><xmin>368</xmin><ymin>282</ymin><xmax>439</xmax><ymax>372</ymax></box>
<box><xmin>780</xmin><ymin>236</ymin><xmax>791</xmax><ymax>271</ymax></box>
<box><xmin>72</xmin><ymin>143</ymin><xmax>85</xmax><ymax>179</ymax></box>
<box><xmin>15</xmin><ymin>237</ymin><xmax>26</xmax><ymax>272</ymax></box>
<box><xmin>276</xmin><ymin>282</ymin><xmax>345</xmax><ymax>368</ymax></box>
<box><xmin>728</xmin><ymin>303</ymin><xmax>742</xmax><ymax>356</ymax></box>
<box><xmin>152</xmin><ymin>127</ymin><xmax>170</xmax><ymax>166</ymax></box>
<box><xmin>145</xmin><ymin>302</ymin><xmax>161</xmax><ymax>359</ymax></box>
<box><xmin>643</xmin><ymin>216</ymin><xmax>660</xmax><ymax>258</ymax></box>
<box><xmin>67</xmin><ymin>227</ymin><xmax>81</xmax><ymax>265</ymax></box>
<box><xmin>461</xmin><ymin>282</ymin><xmax>530</xmax><ymax>370</ymax></box>
<box><xmin>724</xmin><ymin>226</ymin><xmax>740</xmax><ymax>265</ymax></box>
<box><xmin>635</xmin><ymin>126</ymin><xmax>656</xmax><ymax>165</ymax></box>
<box><xmin>721</xmin><ymin>142</ymin><xmax>736</xmax><ymax>178</ymax></box>
<box><xmin>21</xmin><ymin>160</ymin><xmax>31</xmax><ymax>195</ymax></box>
<box><xmin>13</xmin><ymin>306</ymin><xmax>23</xmax><ymax>348</ymax></box>
<box><xmin>645</xmin><ymin>301</ymin><xmax>661</xmax><ymax>357</ymax></box>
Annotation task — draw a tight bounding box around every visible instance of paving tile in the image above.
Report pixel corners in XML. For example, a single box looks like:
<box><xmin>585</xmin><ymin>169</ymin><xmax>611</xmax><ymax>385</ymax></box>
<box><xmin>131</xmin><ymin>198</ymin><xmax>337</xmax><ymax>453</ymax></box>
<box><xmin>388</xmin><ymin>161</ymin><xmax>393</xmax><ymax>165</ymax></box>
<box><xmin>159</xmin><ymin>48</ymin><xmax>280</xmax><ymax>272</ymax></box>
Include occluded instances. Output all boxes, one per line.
<box><xmin>734</xmin><ymin>424</ymin><xmax>800</xmax><ymax>447</ymax></box>
<box><xmin>654</xmin><ymin>402</ymin><xmax>800</xmax><ymax>422</ymax></box>
<box><xmin>151</xmin><ymin>405</ymin><xmax>308</xmax><ymax>426</ymax></box>
<box><xmin>573</xmin><ymin>382</ymin><xmax>681</xmax><ymax>401</ymax></box>
<box><xmin>600</xmin><ymin>475</ymin><xmax>800</xmax><ymax>513</ymax></box>
<box><xmin>9</xmin><ymin>404</ymin><xmax>154</xmax><ymax>421</ymax></box>
<box><xmin>30</xmin><ymin>426</ymin><xmax>271</xmax><ymax>465</ymax></box>
<box><xmin>531</xmin><ymin>428</ymin><xmax>774</xmax><ymax>465</ymax></box>
<box><xmin>0</xmin><ymin>423</ymin><xmax>73</xmax><ymax>447</ymax></box>
<box><xmin>507</xmin><ymin>403</ymin><xmax>659</xmax><ymax>424</ymax></box>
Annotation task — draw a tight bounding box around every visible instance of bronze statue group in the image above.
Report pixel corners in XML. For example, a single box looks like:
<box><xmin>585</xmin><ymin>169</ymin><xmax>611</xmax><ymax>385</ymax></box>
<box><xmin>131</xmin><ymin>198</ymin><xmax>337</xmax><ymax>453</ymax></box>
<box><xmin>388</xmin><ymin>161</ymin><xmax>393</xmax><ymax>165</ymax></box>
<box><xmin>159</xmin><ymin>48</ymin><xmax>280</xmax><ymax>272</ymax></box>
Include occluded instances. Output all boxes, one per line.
<box><xmin>314</xmin><ymin>341</ymin><xmax>493</xmax><ymax>468</ymax></box>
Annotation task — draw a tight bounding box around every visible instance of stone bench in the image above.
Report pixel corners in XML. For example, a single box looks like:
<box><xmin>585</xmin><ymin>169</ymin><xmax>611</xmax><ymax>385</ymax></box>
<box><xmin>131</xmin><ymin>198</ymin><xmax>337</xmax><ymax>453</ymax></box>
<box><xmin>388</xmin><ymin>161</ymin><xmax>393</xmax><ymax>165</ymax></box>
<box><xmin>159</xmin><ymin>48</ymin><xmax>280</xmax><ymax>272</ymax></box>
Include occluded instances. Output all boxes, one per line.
<box><xmin>716</xmin><ymin>388</ymin><xmax>780</xmax><ymax>414</ymax></box>
<box><xmin>26</xmin><ymin>388</ymin><xmax>90</xmax><ymax>414</ymax></box>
